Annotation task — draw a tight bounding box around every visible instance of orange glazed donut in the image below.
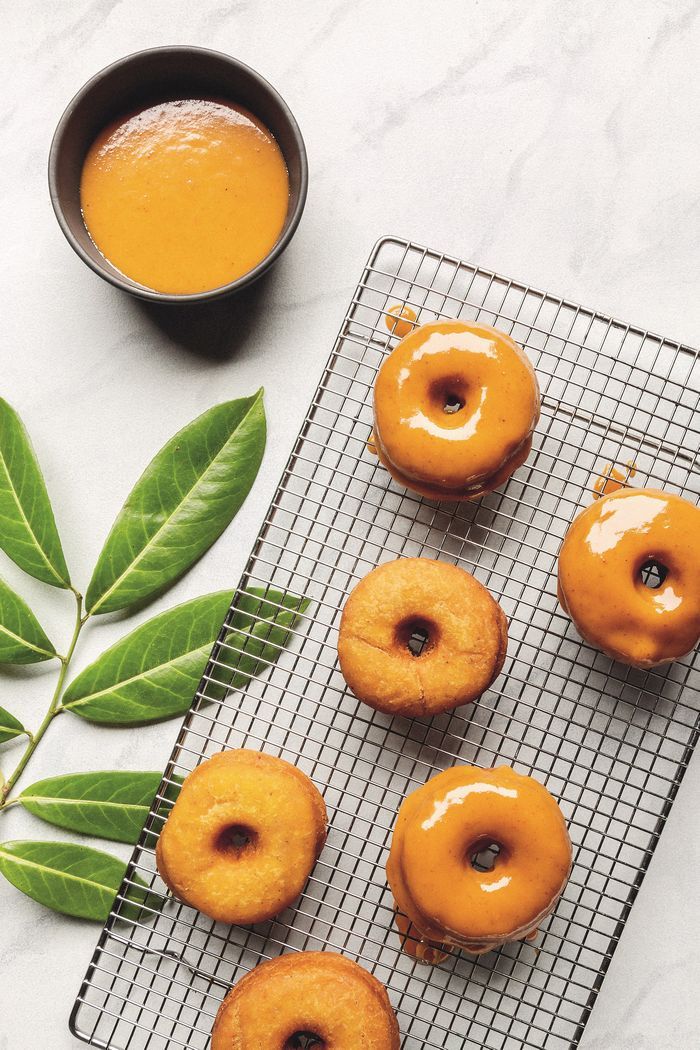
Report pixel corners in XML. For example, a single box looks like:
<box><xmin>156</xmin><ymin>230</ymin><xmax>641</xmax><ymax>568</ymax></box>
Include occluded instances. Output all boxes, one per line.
<box><xmin>558</xmin><ymin>488</ymin><xmax>700</xmax><ymax>668</ymax></box>
<box><xmin>371</xmin><ymin>320</ymin><xmax>540</xmax><ymax>500</ymax></box>
<box><xmin>156</xmin><ymin>750</ymin><xmax>327</xmax><ymax>925</ymax></box>
<box><xmin>211</xmin><ymin>952</ymin><xmax>400</xmax><ymax>1050</ymax></box>
<box><xmin>387</xmin><ymin>765</ymin><xmax>571</xmax><ymax>955</ymax></box>
<box><xmin>337</xmin><ymin>558</ymin><xmax>507</xmax><ymax>717</ymax></box>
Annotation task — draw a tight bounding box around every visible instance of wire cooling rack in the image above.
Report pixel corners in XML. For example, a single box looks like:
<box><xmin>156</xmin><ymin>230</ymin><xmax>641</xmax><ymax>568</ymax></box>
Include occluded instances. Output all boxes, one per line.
<box><xmin>71</xmin><ymin>236</ymin><xmax>700</xmax><ymax>1050</ymax></box>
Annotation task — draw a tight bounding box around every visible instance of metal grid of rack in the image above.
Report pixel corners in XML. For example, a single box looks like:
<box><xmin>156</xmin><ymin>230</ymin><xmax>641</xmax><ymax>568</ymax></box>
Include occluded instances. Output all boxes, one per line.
<box><xmin>71</xmin><ymin>236</ymin><xmax>700</xmax><ymax>1050</ymax></box>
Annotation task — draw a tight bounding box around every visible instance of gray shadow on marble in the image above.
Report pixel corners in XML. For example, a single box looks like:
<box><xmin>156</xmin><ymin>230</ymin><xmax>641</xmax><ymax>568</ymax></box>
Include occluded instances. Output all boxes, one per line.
<box><xmin>134</xmin><ymin>268</ymin><xmax>278</xmax><ymax>362</ymax></box>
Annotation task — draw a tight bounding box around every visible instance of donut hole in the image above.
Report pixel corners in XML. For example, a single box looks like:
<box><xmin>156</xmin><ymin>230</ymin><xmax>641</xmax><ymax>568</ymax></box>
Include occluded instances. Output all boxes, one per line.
<box><xmin>396</xmin><ymin>617</ymin><xmax>436</xmax><ymax>657</ymax></box>
<box><xmin>429</xmin><ymin>377</ymin><xmax>467</xmax><ymax>416</ymax></box>
<box><xmin>468</xmin><ymin>839</ymin><xmax>502</xmax><ymax>872</ymax></box>
<box><xmin>215</xmin><ymin>823</ymin><xmax>257</xmax><ymax>856</ymax></box>
<box><xmin>284</xmin><ymin>1032</ymin><xmax>325</xmax><ymax>1050</ymax></box>
<box><xmin>640</xmin><ymin>558</ymin><xmax>668</xmax><ymax>590</ymax></box>
<box><xmin>443</xmin><ymin>392</ymin><xmax>465</xmax><ymax>414</ymax></box>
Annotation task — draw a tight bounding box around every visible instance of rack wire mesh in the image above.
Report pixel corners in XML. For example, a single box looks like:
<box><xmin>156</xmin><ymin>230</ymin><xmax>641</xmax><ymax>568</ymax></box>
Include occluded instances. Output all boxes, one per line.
<box><xmin>71</xmin><ymin>236</ymin><xmax>700</xmax><ymax>1050</ymax></box>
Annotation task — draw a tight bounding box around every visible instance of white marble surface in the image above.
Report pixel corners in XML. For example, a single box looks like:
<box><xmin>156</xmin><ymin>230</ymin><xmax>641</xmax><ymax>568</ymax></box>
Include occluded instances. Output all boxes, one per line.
<box><xmin>1</xmin><ymin>1</ymin><xmax>699</xmax><ymax>1047</ymax></box>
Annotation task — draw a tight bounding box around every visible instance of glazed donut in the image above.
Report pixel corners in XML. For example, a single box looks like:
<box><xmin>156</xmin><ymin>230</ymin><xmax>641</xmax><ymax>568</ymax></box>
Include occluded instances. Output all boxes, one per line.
<box><xmin>387</xmin><ymin>765</ymin><xmax>571</xmax><ymax>955</ymax></box>
<box><xmin>558</xmin><ymin>488</ymin><xmax>700</xmax><ymax>667</ymax></box>
<box><xmin>156</xmin><ymin>749</ymin><xmax>327</xmax><ymax>925</ymax></box>
<box><xmin>371</xmin><ymin>320</ymin><xmax>540</xmax><ymax>500</ymax></box>
<box><xmin>337</xmin><ymin>558</ymin><xmax>507</xmax><ymax>717</ymax></box>
<box><xmin>211</xmin><ymin>952</ymin><xmax>400</xmax><ymax>1050</ymax></box>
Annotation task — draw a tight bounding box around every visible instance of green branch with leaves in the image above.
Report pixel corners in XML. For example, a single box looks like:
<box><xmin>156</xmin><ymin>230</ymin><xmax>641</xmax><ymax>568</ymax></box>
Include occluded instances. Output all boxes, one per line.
<box><xmin>0</xmin><ymin>391</ymin><xmax>307</xmax><ymax>921</ymax></box>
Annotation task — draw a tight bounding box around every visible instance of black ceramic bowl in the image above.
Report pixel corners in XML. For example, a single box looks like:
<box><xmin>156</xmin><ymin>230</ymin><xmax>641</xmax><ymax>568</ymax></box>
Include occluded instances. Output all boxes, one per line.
<box><xmin>49</xmin><ymin>46</ymin><xmax>308</xmax><ymax>303</ymax></box>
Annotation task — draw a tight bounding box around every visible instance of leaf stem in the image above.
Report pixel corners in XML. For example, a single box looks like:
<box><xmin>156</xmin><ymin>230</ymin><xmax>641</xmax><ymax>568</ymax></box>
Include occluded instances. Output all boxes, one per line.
<box><xmin>0</xmin><ymin>592</ymin><xmax>85</xmax><ymax>808</ymax></box>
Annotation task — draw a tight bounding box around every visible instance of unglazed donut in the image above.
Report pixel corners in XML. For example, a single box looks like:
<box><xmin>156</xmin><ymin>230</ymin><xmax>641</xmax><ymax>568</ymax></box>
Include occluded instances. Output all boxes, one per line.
<box><xmin>371</xmin><ymin>321</ymin><xmax>540</xmax><ymax>500</ymax></box>
<box><xmin>558</xmin><ymin>488</ymin><xmax>700</xmax><ymax>667</ymax></box>
<box><xmin>156</xmin><ymin>750</ymin><xmax>327</xmax><ymax>924</ymax></box>
<box><xmin>337</xmin><ymin>558</ymin><xmax>507</xmax><ymax>717</ymax></box>
<box><xmin>387</xmin><ymin>765</ymin><xmax>571</xmax><ymax>955</ymax></box>
<box><xmin>211</xmin><ymin>952</ymin><xmax>400</xmax><ymax>1050</ymax></box>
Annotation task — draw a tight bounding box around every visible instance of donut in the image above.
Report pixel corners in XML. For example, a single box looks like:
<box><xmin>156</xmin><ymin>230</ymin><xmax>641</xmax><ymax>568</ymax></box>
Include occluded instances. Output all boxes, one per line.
<box><xmin>155</xmin><ymin>749</ymin><xmax>327</xmax><ymax>925</ymax></box>
<box><xmin>558</xmin><ymin>488</ymin><xmax>700</xmax><ymax>667</ymax></box>
<box><xmin>386</xmin><ymin>765</ymin><xmax>571</xmax><ymax>955</ymax></box>
<box><xmin>370</xmin><ymin>320</ymin><xmax>540</xmax><ymax>500</ymax></box>
<box><xmin>337</xmin><ymin>558</ymin><xmax>507</xmax><ymax>717</ymax></box>
<box><xmin>211</xmin><ymin>952</ymin><xmax>400</xmax><ymax>1050</ymax></box>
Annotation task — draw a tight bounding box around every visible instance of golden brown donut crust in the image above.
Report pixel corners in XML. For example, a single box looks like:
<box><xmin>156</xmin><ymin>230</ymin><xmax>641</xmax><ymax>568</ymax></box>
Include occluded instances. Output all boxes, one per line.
<box><xmin>156</xmin><ymin>750</ymin><xmax>327</xmax><ymax>925</ymax></box>
<box><xmin>387</xmin><ymin>765</ymin><xmax>571</xmax><ymax>955</ymax></box>
<box><xmin>372</xmin><ymin>320</ymin><xmax>540</xmax><ymax>501</ymax></box>
<box><xmin>558</xmin><ymin>488</ymin><xmax>700</xmax><ymax>667</ymax></box>
<box><xmin>211</xmin><ymin>952</ymin><xmax>400</xmax><ymax>1050</ymax></box>
<box><xmin>337</xmin><ymin>558</ymin><xmax>507</xmax><ymax>717</ymax></box>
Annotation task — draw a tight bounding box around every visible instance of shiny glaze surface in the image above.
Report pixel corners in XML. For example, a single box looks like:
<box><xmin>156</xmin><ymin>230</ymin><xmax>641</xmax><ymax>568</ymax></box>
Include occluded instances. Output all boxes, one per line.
<box><xmin>558</xmin><ymin>488</ymin><xmax>700</xmax><ymax>667</ymax></box>
<box><xmin>81</xmin><ymin>99</ymin><xmax>289</xmax><ymax>294</ymax></box>
<box><xmin>211</xmin><ymin>952</ymin><xmax>400</xmax><ymax>1050</ymax></box>
<box><xmin>372</xmin><ymin>321</ymin><xmax>540</xmax><ymax>500</ymax></box>
<box><xmin>385</xmin><ymin>303</ymin><xmax>418</xmax><ymax>338</ymax></box>
<box><xmin>387</xmin><ymin>765</ymin><xmax>571</xmax><ymax>952</ymax></box>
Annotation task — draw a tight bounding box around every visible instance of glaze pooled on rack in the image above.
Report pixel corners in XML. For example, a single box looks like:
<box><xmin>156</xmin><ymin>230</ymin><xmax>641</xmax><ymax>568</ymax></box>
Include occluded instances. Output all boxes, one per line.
<box><xmin>370</xmin><ymin>320</ymin><xmax>540</xmax><ymax>500</ymax></box>
<box><xmin>387</xmin><ymin>765</ymin><xmax>572</xmax><ymax>956</ymax></box>
<box><xmin>558</xmin><ymin>487</ymin><xmax>700</xmax><ymax>667</ymax></box>
<box><xmin>385</xmin><ymin>303</ymin><xmax>418</xmax><ymax>338</ymax></box>
<box><xmin>392</xmin><ymin>908</ymin><xmax>450</xmax><ymax>965</ymax></box>
<box><xmin>592</xmin><ymin>461</ymin><xmax>637</xmax><ymax>498</ymax></box>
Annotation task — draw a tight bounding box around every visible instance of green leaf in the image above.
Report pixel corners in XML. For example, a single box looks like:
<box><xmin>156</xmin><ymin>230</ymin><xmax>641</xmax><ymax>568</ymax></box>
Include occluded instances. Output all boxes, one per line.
<box><xmin>222</xmin><ymin>603</ymin><xmax>310</xmax><ymax>692</ymax></box>
<box><xmin>62</xmin><ymin>588</ymin><xmax>309</xmax><ymax>727</ymax></box>
<box><xmin>0</xmin><ymin>398</ymin><xmax>70</xmax><ymax>588</ymax></box>
<box><xmin>230</xmin><ymin>586</ymin><xmax>310</xmax><ymax>631</ymax></box>
<box><xmin>18</xmin><ymin>770</ymin><xmax>166</xmax><ymax>844</ymax></box>
<box><xmin>62</xmin><ymin>591</ymin><xmax>234</xmax><ymax>726</ymax></box>
<box><xmin>85</xmin><ymin>392</ymin><xmax>266</xmax><ymax>615</ymax></box>
<box><xmin>0</xmin><ymin>840</ymin><xmax>155</xmax><ymax>922</ymax></box>
<box><xmin>0</xmin><ymin>576</ymin><xmax>56</xmax><ymax>664</ymax></box>
<box><xmin>0</xmin><ymin>705</ymin><xmax>27</xmax><ymax>745</ymax></box>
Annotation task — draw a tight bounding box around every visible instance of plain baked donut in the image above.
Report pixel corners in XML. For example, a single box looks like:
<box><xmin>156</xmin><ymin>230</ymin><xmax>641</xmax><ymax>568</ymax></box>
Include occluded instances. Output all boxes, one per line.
<box><xmin>371</xmin><ymin>320</ymin><xmax>540</xmax><ymax>500</ymax></box>
<box><xmin>558</xmin><ymin>488</ymin><xmax>700</xmax><ymax>667</ymax></box>
<box><xmin>337</xmin><ymin>558</ymin><xmax>507</xmax><ymax>717</ymax></box>
<box><xmin>387</xmin><ymin>765</ymin><xmax>571</xmax><ymax>955</ymax></box>
<box><xmin>156</xmin><ymin>749</ymin><xmax>327</xmax><ymax>925</ymax></box>
<box><xmin>211</xmin><ymin>952</ymin><xmax>400</xmax><ymax>1050</ymax></box>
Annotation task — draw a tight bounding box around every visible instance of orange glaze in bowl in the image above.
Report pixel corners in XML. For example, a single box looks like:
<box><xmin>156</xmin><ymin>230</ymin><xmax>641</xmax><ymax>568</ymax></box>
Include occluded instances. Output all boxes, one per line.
<box><xmin>80</xmin><ymin>99</ymin><xmax>290</xmax><ymax>294</ymax></box>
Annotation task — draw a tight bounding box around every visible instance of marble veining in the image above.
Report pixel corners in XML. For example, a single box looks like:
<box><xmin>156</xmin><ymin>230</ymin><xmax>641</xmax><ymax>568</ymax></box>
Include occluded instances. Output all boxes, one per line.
<box><xmin>0</xmin><ymin>2</ymin><xmax>699</xmax><ymax>1049</ymax></box>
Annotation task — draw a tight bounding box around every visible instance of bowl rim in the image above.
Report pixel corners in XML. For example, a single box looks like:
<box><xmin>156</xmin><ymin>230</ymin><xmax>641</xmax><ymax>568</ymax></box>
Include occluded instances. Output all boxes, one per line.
<box><xmin>48</xmin><ymin>44</ymin><xmax>308</xmax><ymax>304</ymax></box>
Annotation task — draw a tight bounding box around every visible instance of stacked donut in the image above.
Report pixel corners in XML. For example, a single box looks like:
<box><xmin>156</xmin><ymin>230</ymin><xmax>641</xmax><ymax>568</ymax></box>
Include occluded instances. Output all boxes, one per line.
<box><xmin>558</xmin><ymin>487</ymin><xmax>700</xmax><ymax>668</ymax></box>
<box><xmin>371</xmin><ymin>320</ymin><xmax>540</xmax><ymax>501</ymax></box>
<box><xmin>387</xmin><ymin>765</ymin><xmax>572</xmax><ymax>955</ymax></box>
